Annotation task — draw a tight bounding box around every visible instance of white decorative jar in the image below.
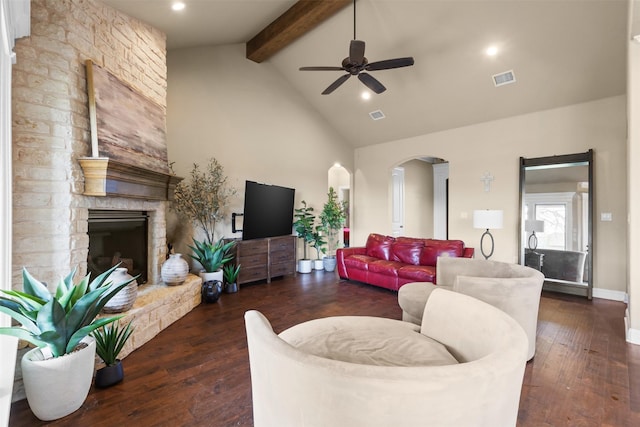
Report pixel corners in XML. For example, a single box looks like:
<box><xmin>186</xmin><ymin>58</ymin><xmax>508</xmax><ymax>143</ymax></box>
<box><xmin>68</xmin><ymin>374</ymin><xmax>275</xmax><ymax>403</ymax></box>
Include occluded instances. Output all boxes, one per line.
<box><xmin>102</xmin><ymin>267</ymin><xmax>138</xmax><ymax>313</ymax></box>
<box><xmin>162</xmin><ymin>253</ymin><xmax>189</xmax><ymax>285</ymax></box>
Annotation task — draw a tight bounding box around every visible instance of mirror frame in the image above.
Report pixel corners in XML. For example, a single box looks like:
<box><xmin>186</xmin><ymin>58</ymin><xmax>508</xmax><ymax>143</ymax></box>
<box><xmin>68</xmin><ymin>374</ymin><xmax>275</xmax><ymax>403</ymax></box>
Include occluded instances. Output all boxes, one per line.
<box><xmin>518</xmin><ymin>149</ymin><xmax>594</xmax><ymax>299</ymax></box>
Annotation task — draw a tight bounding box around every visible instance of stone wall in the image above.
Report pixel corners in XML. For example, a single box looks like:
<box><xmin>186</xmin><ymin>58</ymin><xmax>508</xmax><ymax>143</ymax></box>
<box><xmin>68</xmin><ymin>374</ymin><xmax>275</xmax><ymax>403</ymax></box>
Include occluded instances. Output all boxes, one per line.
<box><xmin>11</xmin><ymin>0</ymin><xmax>167</xmax><ymax>289</ymax></box>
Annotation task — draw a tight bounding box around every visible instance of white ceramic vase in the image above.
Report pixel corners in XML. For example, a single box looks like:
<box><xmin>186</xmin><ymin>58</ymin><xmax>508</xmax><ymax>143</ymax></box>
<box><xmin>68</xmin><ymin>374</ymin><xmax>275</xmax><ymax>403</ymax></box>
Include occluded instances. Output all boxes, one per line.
<box><xmin>161</xmin><ymin>253</ymin><xmax>189</xmax><ymax>285</ymax></box>
<box><xmin>21</xmin><ymin>337</ymin><xmax>96</xmax><ymax>421</ymax></box>
<box><xmin>200</xmin><ymin>270</ymin><xmax>223</xmax><ymax>283</ymax></box>
<box><xmin>313</xmin><ymin>259</ymin><xmax>324</xmax><ymax>270</ymax></box>
<box><xmin>103</xmin><ymin>267</ymin><xmax>138</xmax><ymax>313</ymax></box>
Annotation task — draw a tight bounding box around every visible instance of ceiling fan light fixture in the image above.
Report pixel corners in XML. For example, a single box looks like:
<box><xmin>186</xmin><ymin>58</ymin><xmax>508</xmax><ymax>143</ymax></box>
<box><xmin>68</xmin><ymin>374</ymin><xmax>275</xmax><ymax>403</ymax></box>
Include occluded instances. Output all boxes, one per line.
<box><xmin>361</xmin><ymin>91</ymin><xmax>371</xmax><ymax>100</ymax></box>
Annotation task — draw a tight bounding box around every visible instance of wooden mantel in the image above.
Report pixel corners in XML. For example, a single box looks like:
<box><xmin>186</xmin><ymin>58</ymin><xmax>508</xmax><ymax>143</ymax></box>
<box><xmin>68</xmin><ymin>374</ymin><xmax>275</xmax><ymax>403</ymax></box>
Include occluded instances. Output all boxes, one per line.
<box><xmin>79</xmin><ymin>157</ymin><xmax>182</xmax><ymax>201</ymax></box>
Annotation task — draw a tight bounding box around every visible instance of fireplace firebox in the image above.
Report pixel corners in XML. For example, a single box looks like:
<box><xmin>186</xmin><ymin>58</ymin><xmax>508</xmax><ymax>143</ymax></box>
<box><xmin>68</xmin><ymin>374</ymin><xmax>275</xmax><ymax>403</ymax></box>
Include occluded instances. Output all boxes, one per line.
<box><xmin>88</xmin><ymin>210</ymin><xmax>148</xmax><ymax>284</ymax></box>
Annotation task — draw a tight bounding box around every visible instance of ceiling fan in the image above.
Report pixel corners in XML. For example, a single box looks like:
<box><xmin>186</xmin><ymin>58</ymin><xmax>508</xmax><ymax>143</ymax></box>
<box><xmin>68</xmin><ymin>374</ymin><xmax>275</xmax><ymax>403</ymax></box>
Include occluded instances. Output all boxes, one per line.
<box><xmin>299</xmin><ymin>0</ymin><xmax>414</xmax><ymax>95</ymax></box>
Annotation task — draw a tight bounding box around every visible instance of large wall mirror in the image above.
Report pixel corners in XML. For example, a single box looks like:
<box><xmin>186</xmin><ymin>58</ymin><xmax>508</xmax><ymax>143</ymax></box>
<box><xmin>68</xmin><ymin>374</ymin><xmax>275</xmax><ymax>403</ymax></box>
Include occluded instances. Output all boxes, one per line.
<box><xmin>519</xmin><ymin>150</ymin><xmax>593</xmax><ymax>299</ymax></box>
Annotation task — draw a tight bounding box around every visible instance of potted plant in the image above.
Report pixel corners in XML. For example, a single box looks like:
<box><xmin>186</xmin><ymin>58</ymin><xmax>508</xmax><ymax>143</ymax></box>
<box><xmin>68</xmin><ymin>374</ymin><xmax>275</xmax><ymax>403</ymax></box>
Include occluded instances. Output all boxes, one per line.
<box><xmin>319</xmin><ymin>187</ymin><xmax>348</xmax><ymax>272</ymax></box>
<box><xmin>189</xmin><ymin>237</ymin><xmax>236</xmax><ymax>283</ymax></box>
<box><xmin>0</xmin><ymin>265</ymin><xmax>135</xmax><ymax>421</ymax></box>
<box><xmin>91</xmin><ymin>321</ymin><xmax>134</xmax><ymax>388</ymax></box>
<box><xmin>171</xmin><ymin>157</ymin><xmax>236</xmax><ymax>264</ymax></box>
<box><xmin>223</xmin><ymin>263</ymin><xmax>241</xmax><ymax>293</ymax></box>
<box><xmin>310</xmin><ymin>224</ymin><xmax>326</xmax><ymax>270</ymax></box>
<box><xmin>293</xmin><ymin>201</ymin><xmax>315</xmax><ymax>273</ymax></box>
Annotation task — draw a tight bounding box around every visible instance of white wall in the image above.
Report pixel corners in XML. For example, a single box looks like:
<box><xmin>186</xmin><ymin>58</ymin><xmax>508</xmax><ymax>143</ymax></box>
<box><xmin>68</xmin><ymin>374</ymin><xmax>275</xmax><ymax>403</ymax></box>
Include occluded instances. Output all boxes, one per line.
<box><xmin>401</xmin><ymin>159</ymin><xmax>433</xmax><ymax>237</ymax></box>
<box><xmin>353</xmin><ymin>96</ymin><xmax>627</xmax><ymax>294</ymax></box>
<box><xmin>627</xmin><ymin>0</ymin><xmax>640</xmax><ymax>343</ymax></box>
<box><xmin>166</xmin><ymin>44</ymin><xmax>353</xmax><ymax>256</ymax></box>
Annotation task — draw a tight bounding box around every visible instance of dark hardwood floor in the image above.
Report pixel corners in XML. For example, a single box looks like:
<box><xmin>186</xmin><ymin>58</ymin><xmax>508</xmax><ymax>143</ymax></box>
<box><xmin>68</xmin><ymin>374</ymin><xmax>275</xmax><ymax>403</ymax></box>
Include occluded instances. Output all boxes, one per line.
<box><xmin>9</xmin><ymin>272</ymin><xmax>640</xmax><ymax>426</ymax></box>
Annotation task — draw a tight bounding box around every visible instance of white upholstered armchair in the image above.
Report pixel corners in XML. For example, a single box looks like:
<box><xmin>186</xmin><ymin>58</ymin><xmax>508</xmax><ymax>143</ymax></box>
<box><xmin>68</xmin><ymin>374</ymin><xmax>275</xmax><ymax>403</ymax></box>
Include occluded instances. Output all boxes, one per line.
<box><xmin>245</xmin><ymin>288</ymin><xmax>528</xmax><ymax>427</ymax></box>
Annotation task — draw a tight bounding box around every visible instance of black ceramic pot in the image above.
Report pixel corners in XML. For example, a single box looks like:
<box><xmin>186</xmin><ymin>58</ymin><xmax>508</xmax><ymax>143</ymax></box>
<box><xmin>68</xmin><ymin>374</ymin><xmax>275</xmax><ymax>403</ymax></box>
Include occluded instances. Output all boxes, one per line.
<box><xmin>225</xmin><ymin>282</ymin><xmax>238</xmax><ymax>293</ymax></box>
<box><xmin>95</xmin><ymin>360</ymin><xmax>124</xmax><ymax>388</ymax></box>
<box><xmin>202</xmin><ymin>280</ymin><xmax>223</xmax><ymax>303</ymax></box>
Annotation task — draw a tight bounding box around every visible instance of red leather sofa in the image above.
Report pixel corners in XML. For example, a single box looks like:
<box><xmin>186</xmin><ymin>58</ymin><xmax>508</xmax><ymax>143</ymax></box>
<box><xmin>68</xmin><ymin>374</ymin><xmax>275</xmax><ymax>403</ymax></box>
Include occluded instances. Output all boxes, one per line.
<box><xmin>336</xmin><ymin>233</ymin><xmax>474</xmax><ymax>291</ymax></box>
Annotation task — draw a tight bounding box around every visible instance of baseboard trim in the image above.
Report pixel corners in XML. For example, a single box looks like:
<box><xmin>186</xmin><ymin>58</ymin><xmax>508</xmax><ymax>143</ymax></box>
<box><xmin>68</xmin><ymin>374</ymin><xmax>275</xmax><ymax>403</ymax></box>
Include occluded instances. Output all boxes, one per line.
<box><xmin>625</xmin><ymin>312</ymin><xmax>640</xmax><ymax>345</ymax></box>
<box><xmin>592</xmin><ymin>287</ymin><xmax>627</xmax><ymax>302</ymax></box>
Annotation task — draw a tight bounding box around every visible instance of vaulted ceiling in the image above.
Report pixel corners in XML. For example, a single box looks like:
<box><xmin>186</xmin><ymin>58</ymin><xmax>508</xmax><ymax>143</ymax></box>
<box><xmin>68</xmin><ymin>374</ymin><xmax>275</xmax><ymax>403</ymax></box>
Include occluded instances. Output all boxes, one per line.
<box><xmin>101</xmin><ymin>0</ymin><xmax>628</xmax><ymax>148</ymax></box>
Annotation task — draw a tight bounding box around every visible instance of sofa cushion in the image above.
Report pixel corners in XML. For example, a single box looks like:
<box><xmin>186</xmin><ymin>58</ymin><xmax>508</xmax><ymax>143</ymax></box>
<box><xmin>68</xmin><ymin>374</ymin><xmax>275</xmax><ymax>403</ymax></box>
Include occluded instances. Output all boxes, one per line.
<box><xmin>365</xmin><ymin>233</ymin><xmax>395</xmax><ymax>260</ymax></box>
<box><xmin>368</xmin><ymin>260</ymin><xmax>404</xmax><ymax>277</ymax></box>
<box><xmin>391</xmin><ymin>242</ymin><xmax>424</xmax><ymax>265</ymax></box>
<box><xmin>279</xmin><ymin>316</ymin><xmax>459</xmax><ymax>367</ymax></box>
<box><xmin>398</xmin><ymin>265</ymin><xmax>436</xmax><ymax>282</ymax></box>
<box><xmin>343</xmin><ymin>254</ymin><xmax>378</xmax><ymax>271</ymax></box>
<box><xmin>420</xmin><ymin>240</ymin><xmax>465</xmax><ymax>267</ymax></box>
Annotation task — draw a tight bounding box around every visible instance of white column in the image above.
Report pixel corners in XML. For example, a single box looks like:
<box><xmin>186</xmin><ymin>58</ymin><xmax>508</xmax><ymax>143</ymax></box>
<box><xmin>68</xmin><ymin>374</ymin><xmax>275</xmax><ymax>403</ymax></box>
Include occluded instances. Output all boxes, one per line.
<box><xmin>0</xmin><ymin>1</ymin><xmax>30</xmax><ymax>424</ymax></box>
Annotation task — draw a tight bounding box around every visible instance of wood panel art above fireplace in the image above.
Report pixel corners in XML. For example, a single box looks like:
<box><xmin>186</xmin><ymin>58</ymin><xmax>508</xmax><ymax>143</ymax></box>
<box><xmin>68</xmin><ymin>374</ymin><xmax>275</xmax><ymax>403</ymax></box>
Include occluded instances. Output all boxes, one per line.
<box><xmin>79</xmin><ymin>157</ymin><xmax>182</xmax><ymax>201</ymax></box>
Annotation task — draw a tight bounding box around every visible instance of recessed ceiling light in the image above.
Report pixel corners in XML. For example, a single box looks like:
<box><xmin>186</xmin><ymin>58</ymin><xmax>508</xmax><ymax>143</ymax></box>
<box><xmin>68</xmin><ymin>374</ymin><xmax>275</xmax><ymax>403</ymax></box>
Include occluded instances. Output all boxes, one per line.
<box><xmin>172</xmin><ymin>2</ymin><xmax>186</xmax><ymax>11</ymax></box>
<box><xmin>361</xmin><ymin>91</ymin><xmax>371</xmax><ymax>100</ymax></box>
<box><xmin>485</xmin><ymin>46</ymin><xmax>498</xmax><ymax>57</ymax></box>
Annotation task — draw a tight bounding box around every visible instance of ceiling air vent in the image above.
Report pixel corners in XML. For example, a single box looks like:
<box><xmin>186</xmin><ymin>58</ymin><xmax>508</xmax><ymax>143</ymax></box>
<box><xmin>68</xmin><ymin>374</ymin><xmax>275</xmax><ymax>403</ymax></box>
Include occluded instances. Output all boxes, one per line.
<box><xmin>492</xmin><ymin>70</ymin><xmax>516</xmax><ymax>87</ymax></box>
<box><xmin>369</xmin><ymin>110</ymin><xmax>385</xmax><ymax>121</ymax></box>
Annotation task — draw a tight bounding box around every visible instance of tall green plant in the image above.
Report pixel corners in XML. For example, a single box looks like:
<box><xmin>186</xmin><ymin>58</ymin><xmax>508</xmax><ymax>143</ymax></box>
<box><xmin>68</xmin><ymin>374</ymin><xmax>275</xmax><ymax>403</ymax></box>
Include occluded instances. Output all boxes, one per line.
<box><xmin>319</xmin><ymin>187</ymin><xmax>347</xmax><ymax>256</ymax></box>
<box><xmin>293</xmin><ymin>201</ymin><xmax>315</xmax><ymax>260</ymax></box>
<box><xmin>0</xmin><ymin>265</ymin><xmax>135</xmax><ymax>358</ymax></box>
<box><xmin>172</xmin><ymin>158</ymin><xmax>236</xmax><ymax>244</ymax></box>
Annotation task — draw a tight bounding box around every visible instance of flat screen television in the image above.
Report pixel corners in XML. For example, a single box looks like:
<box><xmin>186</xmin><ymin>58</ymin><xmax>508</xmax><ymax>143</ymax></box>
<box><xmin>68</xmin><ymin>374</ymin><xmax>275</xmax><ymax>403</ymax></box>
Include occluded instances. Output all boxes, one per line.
<box><xmin>241</xmin><ymin>181</ymin><xmax>295</xmax><ymax>241</ymax></box>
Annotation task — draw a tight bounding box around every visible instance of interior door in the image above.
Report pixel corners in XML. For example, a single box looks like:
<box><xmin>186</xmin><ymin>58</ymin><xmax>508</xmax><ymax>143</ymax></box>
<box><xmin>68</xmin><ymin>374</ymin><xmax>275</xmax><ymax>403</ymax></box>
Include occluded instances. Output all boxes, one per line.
<box><xmin>391</xmin><ymin>167</ymin><xmax>404</xmax><ymax>237</ymax></box>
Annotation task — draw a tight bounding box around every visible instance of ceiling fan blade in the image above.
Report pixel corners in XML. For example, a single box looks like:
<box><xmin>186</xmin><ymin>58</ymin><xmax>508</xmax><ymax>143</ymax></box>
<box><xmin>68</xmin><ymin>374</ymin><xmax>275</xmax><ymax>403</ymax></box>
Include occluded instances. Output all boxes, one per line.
<box><xmin>366</xmin><ymin>57</ymin><xmax>415</xmax><ymax>71</ymax></box>
<box><xmin>349</xmin><ymin>40</ymin><xmax>366</xmax><ymax>65</ymax></box>
<box><xmin>358</xmin><ymin>72</ymin><xmax>386</xmax><ymax>94</ymax></box>
<box><xmin>299</xmin><ymin>66</ymin><xmax>345</xmax><ymax>71</ymax></box>
<box><xmin>322</xmin><ymin>74</ymin><xmax>351</xmax><ymax>95</ymax></box>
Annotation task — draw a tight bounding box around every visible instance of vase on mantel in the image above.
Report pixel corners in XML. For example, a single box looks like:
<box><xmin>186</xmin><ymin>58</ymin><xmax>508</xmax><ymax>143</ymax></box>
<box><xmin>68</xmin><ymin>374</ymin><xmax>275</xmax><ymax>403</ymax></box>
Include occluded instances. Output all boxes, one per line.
<box><xmin>161</xmin><ymin>253</ymin><xmax>189</xmax><ymax>286</ymax></box>
<box><xmin>102</xmin><ymin>267</ymin><xmax>138</xmax><ymax>313</ymax></box>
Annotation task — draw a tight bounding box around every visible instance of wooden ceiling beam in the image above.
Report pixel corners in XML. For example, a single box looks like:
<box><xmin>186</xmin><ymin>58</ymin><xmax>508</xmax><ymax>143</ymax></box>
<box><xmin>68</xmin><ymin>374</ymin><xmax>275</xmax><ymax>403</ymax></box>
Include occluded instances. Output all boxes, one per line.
<box><xmin>247</xmin><ymin>0</ymin><xmax>352</xmax><ymax>63</ymax></box>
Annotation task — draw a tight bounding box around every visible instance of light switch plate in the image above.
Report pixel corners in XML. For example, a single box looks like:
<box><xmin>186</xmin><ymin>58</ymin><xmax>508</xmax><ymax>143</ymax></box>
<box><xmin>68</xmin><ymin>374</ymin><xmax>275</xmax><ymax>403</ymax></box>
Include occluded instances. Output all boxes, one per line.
<box><xmin>601</xmin><ymin>212</ymin><xmax>612</xmax><ymax>221</ymax></box>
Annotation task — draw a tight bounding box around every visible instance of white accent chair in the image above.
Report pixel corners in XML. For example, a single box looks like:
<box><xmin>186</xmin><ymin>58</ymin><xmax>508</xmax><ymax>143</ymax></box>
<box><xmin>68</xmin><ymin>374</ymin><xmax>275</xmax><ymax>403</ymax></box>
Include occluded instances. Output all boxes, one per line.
<box><xmin>245</xmin><ymin>288</ymin><xmax>528</xmax><ymax>427</ymax></box>
<box><xmin>398</xmin><ymin>257</ymin><xmax>544</xmax><ymax>360</ymax></box>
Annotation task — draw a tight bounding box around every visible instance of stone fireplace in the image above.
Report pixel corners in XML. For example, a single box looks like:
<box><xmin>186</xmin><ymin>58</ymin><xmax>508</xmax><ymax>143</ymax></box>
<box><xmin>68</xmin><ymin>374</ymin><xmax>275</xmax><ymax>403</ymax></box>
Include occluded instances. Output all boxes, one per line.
<box><xmin>10</xmin><ymin>0</ymin><xmax>202</xmax><ymax>403</ymax></box>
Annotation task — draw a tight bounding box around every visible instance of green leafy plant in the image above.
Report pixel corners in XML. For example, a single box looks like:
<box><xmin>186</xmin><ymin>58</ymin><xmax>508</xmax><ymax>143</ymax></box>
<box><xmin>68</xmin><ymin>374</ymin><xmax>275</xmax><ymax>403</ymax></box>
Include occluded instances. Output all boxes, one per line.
<box><xmin>0</xmin><ymin>265</ymin><xmax>136</xmax><ymax>358</ymax></box>
<box><xmin>319</xmin><ymin>187</ymin><xmax>348</xmax><ymax>256</ymax></box>
<box><xmin>223</xmin><ymin>263</ymin><xmax>241</xmax><ymax>283</ymax></box>
<box><xmin>189</xmin><ymin>237</ymin><xmax>235</xmax><ymax>273</ymax></box>
<box><xmin>293</xmin><ymin>201</ymin><xmax>316</xmax><ymax>260</ymax></box>
<box><xmin>172</xmin><ymin>158</ymin><xmax>237</xmax><ymax>245</ymax></box>
<box><xmin>310</xmin><ymin>224</ymin><xmax>327</xmax><ymax>260</ymax></box>
<box><xmin>91</xmin><ymin>321</ymin><xmax>134</xmax><ymax>366</ymax></box>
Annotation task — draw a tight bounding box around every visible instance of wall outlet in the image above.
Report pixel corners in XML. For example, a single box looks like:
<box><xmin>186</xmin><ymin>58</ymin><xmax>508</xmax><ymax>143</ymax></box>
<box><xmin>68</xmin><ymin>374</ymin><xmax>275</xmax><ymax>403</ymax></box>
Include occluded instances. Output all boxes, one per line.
<box><xmin>601</xmin><ymin>212</ymin><xmax>612</xmax><ymax>221</ymax></box>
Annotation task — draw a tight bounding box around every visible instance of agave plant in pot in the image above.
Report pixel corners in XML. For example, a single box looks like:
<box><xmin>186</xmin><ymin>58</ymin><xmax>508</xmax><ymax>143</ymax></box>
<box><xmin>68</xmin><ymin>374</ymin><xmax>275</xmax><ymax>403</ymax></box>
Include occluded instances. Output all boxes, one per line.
<box><xmin>91</xmin><ymin>321</ymin><xmax>134</xmax><ymax>388</ymax></box>
<box><xmin>223</xmin><ymin>263</ymin><xmax>241</xmax><ymax>293</ymax></box>
<box><xmin>0</xmin><ymin>264</ymin><xmax>135</xmax><ymax>421</ymax></box>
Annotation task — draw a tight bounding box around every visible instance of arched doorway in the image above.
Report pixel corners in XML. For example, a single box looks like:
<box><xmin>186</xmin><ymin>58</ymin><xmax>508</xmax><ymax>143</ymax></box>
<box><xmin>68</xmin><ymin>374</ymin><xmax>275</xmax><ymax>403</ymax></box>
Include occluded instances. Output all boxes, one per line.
<box><xmin>391</xmin><ymin>157</ymin><xmax>448</xmax><ymax>239</ymax></box>
<box><xmin>328</xmin><ymin>164</ymin><xmax>351</xmax><ymax>246</ymax></box>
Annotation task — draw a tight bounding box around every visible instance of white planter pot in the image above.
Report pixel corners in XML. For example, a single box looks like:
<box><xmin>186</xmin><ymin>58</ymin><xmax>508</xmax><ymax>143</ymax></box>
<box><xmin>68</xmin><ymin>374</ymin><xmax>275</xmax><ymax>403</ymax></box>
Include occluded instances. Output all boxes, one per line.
<box><xmin>200</xmin><ymin>270</ymin><xmax>223</xmax><ymax>283</ymax></box>
<box><xmin>323</xmin><ymin>256</ymin><xmax>337</xmax><ymax>272</ymax></box>
<box><xmin>298</xmin><ymin>259</ymin><xmax>312</xmax><ymax>274</ymax></box>
<box><xmin>313</xmin><ymin>259</ymin><xmax>324</xmax><ymax>270</ymax></box>
<box><xmin>21</xmin><ymin>337</ymin><xmax>96</xmax><ymax>421</ymax></box>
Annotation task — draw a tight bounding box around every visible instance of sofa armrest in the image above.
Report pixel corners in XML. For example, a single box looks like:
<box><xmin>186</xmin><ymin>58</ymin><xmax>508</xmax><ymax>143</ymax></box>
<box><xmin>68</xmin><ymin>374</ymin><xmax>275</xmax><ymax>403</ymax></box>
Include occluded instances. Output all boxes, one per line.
<box><xmin>337</xmin><ymin>247</ymin><xmax>366</xmax><ymax>278</ymax></box>
<box><xmin>463</xmin><ymin>247</ymin><xmax>474</xmax><ymax>258</ymax></box>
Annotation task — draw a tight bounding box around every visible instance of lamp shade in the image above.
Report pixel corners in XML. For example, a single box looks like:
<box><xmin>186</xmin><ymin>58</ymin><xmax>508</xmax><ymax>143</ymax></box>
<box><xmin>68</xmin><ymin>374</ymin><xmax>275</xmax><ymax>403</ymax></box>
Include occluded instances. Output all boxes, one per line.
<box><xmin>473</xmin><ymin>210</ymin><xmax>504</xmax><ymax>229</ymax></box>
<box><xmin>525</xmin><ymin>219</ymin><xmax>545</xmax><ymax>233</ymax></box>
